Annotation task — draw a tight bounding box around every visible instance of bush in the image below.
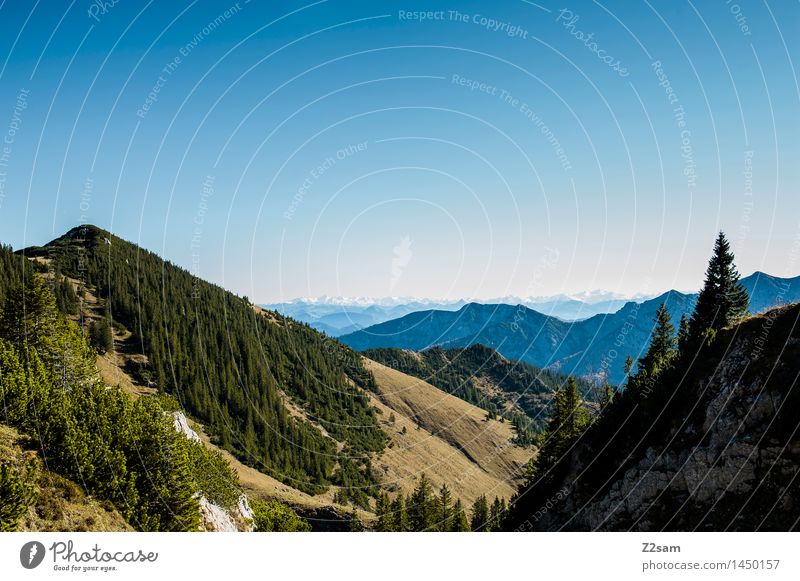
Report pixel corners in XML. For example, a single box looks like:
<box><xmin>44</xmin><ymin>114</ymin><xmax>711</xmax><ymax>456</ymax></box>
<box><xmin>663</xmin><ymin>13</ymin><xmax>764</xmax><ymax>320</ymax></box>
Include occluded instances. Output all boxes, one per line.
<box><xmin>251</xmin><ymin>499</ymin><xmax>310</xmax><ymax>532</ymax></box>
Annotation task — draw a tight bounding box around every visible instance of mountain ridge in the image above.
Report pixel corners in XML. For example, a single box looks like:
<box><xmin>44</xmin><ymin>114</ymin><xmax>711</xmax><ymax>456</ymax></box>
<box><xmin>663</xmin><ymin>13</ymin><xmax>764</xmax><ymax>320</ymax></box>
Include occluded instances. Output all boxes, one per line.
<box><xmin>340</xmin><ymin>275</ymin><xmax>800</xmax><ymax>384</ymax></box>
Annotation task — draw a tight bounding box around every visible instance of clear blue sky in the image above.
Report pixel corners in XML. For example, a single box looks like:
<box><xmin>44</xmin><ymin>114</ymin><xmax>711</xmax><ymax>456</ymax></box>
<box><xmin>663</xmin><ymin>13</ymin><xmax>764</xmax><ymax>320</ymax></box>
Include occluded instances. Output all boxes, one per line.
<box><xmin>0</xmin><ymin>0</ymin><xmax>798</xmax><ymax>302</ymax></box>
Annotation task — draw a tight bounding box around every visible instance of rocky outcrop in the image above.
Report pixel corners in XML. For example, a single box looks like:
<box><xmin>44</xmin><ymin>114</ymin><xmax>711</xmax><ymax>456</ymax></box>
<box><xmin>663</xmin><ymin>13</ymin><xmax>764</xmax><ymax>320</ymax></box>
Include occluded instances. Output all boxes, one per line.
<box><xmin>172</xmin><ymin>412</ymin><xmax>201</xmax><ymax>442</ymax></box>
<box><xmin>199</xmin><ymin>497</ymin><xmax>238</xmax><ymax>532</ymax></box>
<box><xmin>524</xmin><ymin>304</ymin><xmax>800</xmax><ymax>531</ymax></box>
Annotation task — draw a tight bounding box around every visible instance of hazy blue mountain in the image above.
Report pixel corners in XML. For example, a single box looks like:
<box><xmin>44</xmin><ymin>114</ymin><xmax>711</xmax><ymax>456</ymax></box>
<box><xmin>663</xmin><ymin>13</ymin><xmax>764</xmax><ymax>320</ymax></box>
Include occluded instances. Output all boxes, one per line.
<box><xmin>261</xmin><ymin>299</ymin><xmax>466</xmax><ymax>336</ymax></box>
<box><xmin>340</xmin><ymin>272</ymin><xmax>800</xmax><ymax>384</ymax></box>
<box><xmin>263</xmin><ymin>293</ymin><xmax>640</xmax><ymax>336</ymax></box>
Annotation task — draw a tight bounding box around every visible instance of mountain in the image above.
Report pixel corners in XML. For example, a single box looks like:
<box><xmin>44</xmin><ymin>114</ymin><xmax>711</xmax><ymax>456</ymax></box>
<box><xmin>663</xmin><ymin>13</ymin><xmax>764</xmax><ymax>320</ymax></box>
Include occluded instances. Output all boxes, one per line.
<box><xmin>363</xmin><ymin>344</ymin><xmax>597</xmax><ymax>440</ymax></box>
<box><xmin>506</xmin><ymin>302</ymin><xmax>800</xmax><ymax>531</ymax></box>
<box><xmin>3</xmin><ymin>226</ymin><xmax>531</xmax><ymax>530</ymax></box>
<box><xmin>340</xmin><ymin>272</ymin><xmax>800</xmax><ymax>384</ymax></box>
<box><xmin>20</xmin><ymin>225</ymin><xmax>386</xmax><ymax>501</ymax></box>
<box><xmin>262</xmin><ymin>299</ymin><xmax>466</xmax><ymax>336</ymax></box>
<box><xmin>263</xmin><ymin>293</ymin><xmax>642</xmax><ymax>336</ymax></box>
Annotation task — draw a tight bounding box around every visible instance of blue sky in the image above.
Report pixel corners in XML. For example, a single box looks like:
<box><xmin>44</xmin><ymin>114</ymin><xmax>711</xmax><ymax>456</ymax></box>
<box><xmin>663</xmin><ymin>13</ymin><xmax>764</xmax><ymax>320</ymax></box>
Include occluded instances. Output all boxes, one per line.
<box><xmin>0</xmin><ymin>0</ymin><xmax>798</xmax><ymax>302</ymax></box>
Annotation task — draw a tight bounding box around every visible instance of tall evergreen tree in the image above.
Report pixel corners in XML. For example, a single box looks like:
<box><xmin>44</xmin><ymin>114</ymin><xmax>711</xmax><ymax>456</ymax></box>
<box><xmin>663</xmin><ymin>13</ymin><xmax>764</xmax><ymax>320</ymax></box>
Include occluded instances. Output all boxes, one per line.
<box><xmin>636</xmin><ymin>303</ymin><xmax>676</xmax><ymax>379</ymax></box>
<box><xmin>688</xmin><ymin>232</ymin><xmax>749</xmax><ymax>344</ymax></box>
<box><xmin>470</xmin><ymin>494</ymin><xmax>489</xmax><ymax>531</ymax></box>
<box><xmin>677</xmin><ymin>313</ymin><xmax>690</xmax><ymax>352</ymax></box>
<box><xmin>89</xmin><ymin>317</ymin><xmax>113</xmax><ymax>354</ymax></box>
<box><xmin>375</xmin><ymin>492</ymin><xmax>392</xmax><ymax>531</ymax></box>
<box><xmin>436</xmin><ymin>484</ymin><xmax>453</xmax><ymax>532</ymax></box>
<box><xmin>409</xmin><ymin>473</ymin><xmax>436</xmax><ymax>531</ymax></box>
<box><xmin>451</xmin><ymin>498</ymin><xmax>470</xmax><ymax>531</ymax></box>
<box><xmin>390</xmin><ymin>493</ymin><xmax>408</xmax><ymax>532</ymax></box>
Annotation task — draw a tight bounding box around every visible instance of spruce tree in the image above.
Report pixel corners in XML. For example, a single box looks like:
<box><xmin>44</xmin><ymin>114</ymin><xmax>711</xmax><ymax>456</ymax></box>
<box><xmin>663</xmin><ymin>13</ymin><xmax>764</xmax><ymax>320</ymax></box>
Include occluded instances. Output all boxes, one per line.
<box><xmin>451</xmin><ymin>499</ymin><xmax>470</xmax><ymax>531</ymax></box>
<box><xmin>375</xmin><ymin>492</ymin><xmax>392</xmax><ymax>531</ymax></box>
<box><xmin>409</xmin><ymin>473</ymin><xmax>436</xmax><ymax>531</ymax></box>
<box><xmin>391</xmin><ymin>493</ymin><xmax>408</xmax><ymax>532</ymax></box>
<box><xmin>677</xmin><ymin>313</ymin><xmax>690</xmax><ymax>352</ymax></box>
<box><xmin>636</xmin><ymin>303</ymin><xmax>676</xmax><ymax>378</ymax></box>
<box><xmin>688</xmin><ymin>232</ymin><xmax>749</xmax><ymax>344</ymax></box>
<box><xmin>470</xmin><ymin>495</ymin><xmax>489</xmax><ymax>531</ymax></box>
<box><xmin>437</xmin><ymin>484</ymin><xmax>453</xmax><ymax>532</ymax></box>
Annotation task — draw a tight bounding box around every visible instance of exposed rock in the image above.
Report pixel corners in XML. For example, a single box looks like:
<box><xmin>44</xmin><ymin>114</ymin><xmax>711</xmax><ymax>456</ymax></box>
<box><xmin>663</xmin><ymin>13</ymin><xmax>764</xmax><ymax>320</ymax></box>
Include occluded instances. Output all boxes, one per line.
<box><xmin>199</xmin><ymin>497</ymin><xmax>238</xmax><ymax>532</ymax></box>
<box><xmin>172</xmin><ymin>412</ymin><xmax>201</xmax><ymax>442</ymax></box>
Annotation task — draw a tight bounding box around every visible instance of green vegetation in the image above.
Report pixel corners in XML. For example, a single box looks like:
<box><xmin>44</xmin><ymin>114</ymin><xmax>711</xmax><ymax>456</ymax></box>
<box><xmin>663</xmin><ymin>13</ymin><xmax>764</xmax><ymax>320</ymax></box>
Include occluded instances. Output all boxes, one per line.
<box><xmin>89</xmin><ymin>316</ymin><xmax>114</xmax><ymax>354</ymax></box>
<box><xmin>505</xmin><ymin>232</ymin><xmax>798</xmax><ymax>531</ymax></box>
<box><xmin>250</xmin><ymin>499</ymin><xmax>310</xmax><ymax>532</ymax></box>
<box><xmin>687</xmin><ymin>231</ymin><xmax>749</xmax><ymax>344</ymax></box>
<box><xmin>364</xmin><ymin>344</ymin><xmax>595</xmax><ymax>443</ymax></box>
<box><xmin>373</xmin><ymin>475</ymin><xmax>503</xmax><ymax>531</ymax></box>
<box><xmin>0</xmin><ymin>457</ymin><xmax>37</xmax><ymax>531</ymax></box>
<box><xmin>22</xmin><ymin>226</ymin><xmax>385</xmax><ymax>497</ymax></box>
<box><xmin>0</xmin><ymin>270</ymin><xmax>244</xmax><ymax>531</ymax></box>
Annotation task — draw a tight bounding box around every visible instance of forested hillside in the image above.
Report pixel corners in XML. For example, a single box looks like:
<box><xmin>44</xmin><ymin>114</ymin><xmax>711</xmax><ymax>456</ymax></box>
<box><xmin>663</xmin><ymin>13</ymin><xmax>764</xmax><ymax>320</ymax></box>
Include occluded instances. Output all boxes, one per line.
<box><xmin>364</xmin><ymin>344</ymin><xmax>596</xmax><ymax>442</ymax></box>
<box><xmin>20</xmin><ymin>226</ymin><xmax>385</xmax><ymax>499</ymax></box>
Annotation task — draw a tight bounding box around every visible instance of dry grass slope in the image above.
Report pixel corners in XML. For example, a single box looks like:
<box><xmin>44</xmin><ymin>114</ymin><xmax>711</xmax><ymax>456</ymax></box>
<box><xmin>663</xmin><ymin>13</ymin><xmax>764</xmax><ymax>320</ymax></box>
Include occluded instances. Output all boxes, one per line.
<box><xmin>364</xmin><ymin>358</ymin><xmax>534</xmax><ymax>506</ymax></box>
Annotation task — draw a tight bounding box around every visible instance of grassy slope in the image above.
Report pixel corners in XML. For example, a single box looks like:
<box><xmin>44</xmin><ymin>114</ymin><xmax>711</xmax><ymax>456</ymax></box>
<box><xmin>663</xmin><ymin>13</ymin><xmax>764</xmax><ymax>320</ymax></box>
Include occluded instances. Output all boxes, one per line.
<box><xmin>364</xmin><ymin>358</ymin><xmax>534</xmax><ymax>506</ymax></box>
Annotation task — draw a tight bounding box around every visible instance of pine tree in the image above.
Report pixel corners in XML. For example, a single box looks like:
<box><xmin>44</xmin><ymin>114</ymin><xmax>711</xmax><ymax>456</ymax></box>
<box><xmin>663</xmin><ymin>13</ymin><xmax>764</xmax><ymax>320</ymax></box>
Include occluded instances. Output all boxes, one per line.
<box><xmin>436</xmin><ymin>484</ymin><xmax>453</xmax><ymax>532</ymax></box>
<box><xmin>89</xmin><ymin>317</ymin><xmax>113</xmax><ymax>354</ymax></box>
<box><xmin>688</xmin><ymin>232</ymin><xmax>749</xmax><ymax>344</ymax></box>
<box><xmin>391</xmin><ymin>493</ymin><xmax>408</xmax><ymax>532</ymax></box>
<box><xmin>525</xmin><ymin>377</ymin><xmax>590</xmax><ymax>489</ymax></box>
<box><xmin>623</xmin><ymin>355</ymin><xmax>634</xmax><ymax>376</ymax></box>
<box><xmin>636</xmin><ymin>303</ymin><xmax>676</xmax><ymax>380</ymax></box>
<box><xmin>451</xmin><ymin>498</ymin><xmax>470</xmax><ymax>531</ymax></box>
<box><xmin>375</xmin><ymin>492</ymin><xmax>393</xmax><ymax>531</ymax></box>
<box><xmin>470</xmin><ymin>494</ymin><xmax>489</xmax><ymax>531</ymax></box>
<box><xmin>409</xmin><ymin>473</ymin><xmax>436</xmax><ymax>531</ymax></box>
<box><xmin>677</xmin><ymin>313</ymin><xmax>690</xmax><ymax>352</ymax></box>
<box><xmin>560</xmin><ymin>377</ymin><xmax>590</xmax><ymax>439</ymax></box>
<box><xmin>600</xmin><ymin>381</ymin><xmax>615</xmax><ymax>409</ymax></box>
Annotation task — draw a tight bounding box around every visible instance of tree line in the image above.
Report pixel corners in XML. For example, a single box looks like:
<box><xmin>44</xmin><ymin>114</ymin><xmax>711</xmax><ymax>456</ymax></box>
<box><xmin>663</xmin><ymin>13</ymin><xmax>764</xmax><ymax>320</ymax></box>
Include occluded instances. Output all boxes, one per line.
<box><xmin>372</xmin><ymin>474</ymin><xmax>507</xmax><ymax>531</ymax></box>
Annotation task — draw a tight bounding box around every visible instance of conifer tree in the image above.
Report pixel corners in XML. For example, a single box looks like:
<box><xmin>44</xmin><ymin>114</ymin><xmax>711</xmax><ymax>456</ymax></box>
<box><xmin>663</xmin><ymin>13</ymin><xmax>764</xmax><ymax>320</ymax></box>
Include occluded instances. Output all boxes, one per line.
<box><xmin>451</xmin><ymin>498</ymin><xmax>470</xmax><ymax>531</ymax></box>
<box><xmin>600</xmin><ymin>381</ymin><xmax>615</xmax><ymax>409</ymax></box>
<box><xmin>436</xmin><ymin>484</ymin><xmax>453</xmax><ymax>532</ymax></box>
<box><xmin>623</xmin><ymin>355</ymin><xmax>634</xmax><ymax>376</ymax></box>
<box><xmin>89</xmin><ymin>317</ymin><xmax>113</xmax><ymax>354</ymax></box>
<box><xmin>677</xmin><ymin>313</ymin><xmax>690</xmax><ymax>352</ymax></box>
<box><xmin>636</xmin><ymin>303</ymin><xmax>676</xmax><ymax>379</ymax></box>
<box><xmin>560</xmin><ymin>377</ymin><xmax>590</xmax><ymax>440</ymax></box>
<box><xmin>391</xmin><ymin>493</ymin><xmax>408</xmax><ymax>532</ymax></box>
<box><xmin>470</xmin><ymin>494</ymin><xmax>489</xmax><ymax>531</ymax></box>
<box><xmin>525</xmin><ymin>377</ymin><xmax>590</xmax><ymax>489</ymax></box>
<box><xmin>409</xmin><ymin>473</ymin><xmax>436</xmax><ymax>531</ymax></box>
<box><xmin>375</xmin><ymin>492</ymin><xmax>393</xmax><ymax>531</ymax></box>
<box><xmin>688</xmin><ymin>232</ymin><xmax>749</xmax><ymax>344</ymax></box>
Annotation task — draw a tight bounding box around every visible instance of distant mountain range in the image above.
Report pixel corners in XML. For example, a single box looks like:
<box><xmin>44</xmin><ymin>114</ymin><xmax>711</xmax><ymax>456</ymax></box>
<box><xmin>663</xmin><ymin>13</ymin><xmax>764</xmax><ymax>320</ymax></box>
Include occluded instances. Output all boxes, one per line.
<box><xmin>261</xmin><ymin>299</ymin><xmax>467</xmax><ymax>336</ymax></box>
<box><xmin>338</xmin><ymin>272</ymin><xmax>800</xmax><ymax>384</ymax></box>
<box><xmin>262</xmin><ymin>291</ymin><xmax>653</xmax><ymax>336</ymax></box>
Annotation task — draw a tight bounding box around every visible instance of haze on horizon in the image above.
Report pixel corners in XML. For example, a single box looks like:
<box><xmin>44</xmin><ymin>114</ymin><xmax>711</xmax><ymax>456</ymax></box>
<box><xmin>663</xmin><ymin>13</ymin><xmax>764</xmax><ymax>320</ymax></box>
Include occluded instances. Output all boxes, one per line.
<box><xmin>1</xmin><ymin>1</ymin><xmax>798</xmax><ymax>303</ymax></box>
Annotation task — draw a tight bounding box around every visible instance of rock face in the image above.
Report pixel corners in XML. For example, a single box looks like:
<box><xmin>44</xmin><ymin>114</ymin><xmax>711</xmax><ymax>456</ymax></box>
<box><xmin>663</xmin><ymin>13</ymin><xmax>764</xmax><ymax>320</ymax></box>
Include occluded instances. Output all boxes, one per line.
<box><xmin>172</xmin><ymin>412</ymin><xmax>201</xmax><ymax>442</ymax></box>
<box><xmin>516</xmin><ymin>304</ymin><xmax>800</xmax><ymax>531</ymax></box>
<box><xmin>199</xmin><ymin>497</ymin><xmax>238</xmax><ymax>532</ymax></box>
<box><xmin>198</xmin><ymin>495</ymin><xmax>255</xmax><ymax>532</ymax></box>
